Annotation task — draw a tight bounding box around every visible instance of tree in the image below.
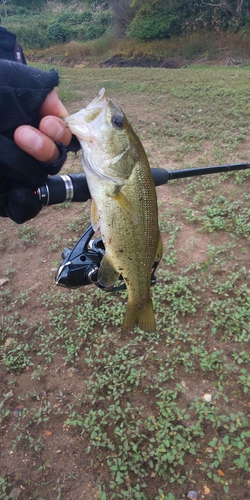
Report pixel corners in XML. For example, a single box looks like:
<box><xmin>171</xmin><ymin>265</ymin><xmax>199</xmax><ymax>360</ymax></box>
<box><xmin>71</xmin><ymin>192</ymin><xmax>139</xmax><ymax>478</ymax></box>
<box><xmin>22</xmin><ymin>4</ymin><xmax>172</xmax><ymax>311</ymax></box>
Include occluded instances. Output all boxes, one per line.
<box><xmin>110</xmin><ymin>0</ymin><xmax>136</xmax><ymax>36</ymax></box>
<box><xmin>201</xmin><ymin>0</ymin><xmax>249</xmax><ymax>15</ymax></box>
<box><xmin>2</xmin><ymin>0</ymin><xmax>7</xmax><ymax>17</ymax></box>
<box><xmin>11</xmin><ymin>0</ymin><xmax>46</xmax><ymax>8</ymax></box>
<box><xmin>110</xmin><ymin>0</ymin><xmax>250</xmax><ymax>41</ymax></box>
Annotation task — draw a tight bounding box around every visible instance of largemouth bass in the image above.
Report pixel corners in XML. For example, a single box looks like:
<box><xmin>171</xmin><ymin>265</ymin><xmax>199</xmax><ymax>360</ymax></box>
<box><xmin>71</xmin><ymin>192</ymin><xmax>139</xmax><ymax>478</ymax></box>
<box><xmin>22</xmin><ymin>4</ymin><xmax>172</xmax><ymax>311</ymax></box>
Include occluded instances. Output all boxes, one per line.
<box><xmin>65</xmin><ymin>88</ymin><xmax>162</xmax><ymax>332</ymax></box>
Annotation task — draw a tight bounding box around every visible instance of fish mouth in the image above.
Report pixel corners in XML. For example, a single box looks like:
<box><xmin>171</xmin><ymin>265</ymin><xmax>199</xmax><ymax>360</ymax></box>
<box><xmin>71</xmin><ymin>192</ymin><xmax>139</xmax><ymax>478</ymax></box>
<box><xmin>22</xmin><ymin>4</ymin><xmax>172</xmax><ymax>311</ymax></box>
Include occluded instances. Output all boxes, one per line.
<box><xmin>86</xmin><ymin>87</ymin><xmax>106</xmax><ymax>110</ymax></box>
<box><xmin>64</xmin><ymin>87</ymin><xmax>108</xmax><ymax>138</ymax></box>
<box><xmin>65</xmin><ymin>88</ymin><xmax>129</xmax><ymax>185</ymax></box>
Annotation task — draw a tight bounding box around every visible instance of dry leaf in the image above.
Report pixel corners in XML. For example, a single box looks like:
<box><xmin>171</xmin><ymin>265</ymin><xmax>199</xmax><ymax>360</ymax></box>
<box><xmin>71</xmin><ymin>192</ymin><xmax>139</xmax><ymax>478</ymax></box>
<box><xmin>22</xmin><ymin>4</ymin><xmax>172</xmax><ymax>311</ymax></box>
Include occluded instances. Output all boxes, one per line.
<box><xmin>217</xmin><ymin>469</ymin><xmax>225</xmax><ymax>476</ymax></box>
<box><xmin>203</xmin><ymin>485</ymin><xmax>210</xmax><ymax>495</ymax></box>
<box><xmin>43</xmin><ymin>430</ymin><xmax>53</xmax><ymax>437</ymax></box>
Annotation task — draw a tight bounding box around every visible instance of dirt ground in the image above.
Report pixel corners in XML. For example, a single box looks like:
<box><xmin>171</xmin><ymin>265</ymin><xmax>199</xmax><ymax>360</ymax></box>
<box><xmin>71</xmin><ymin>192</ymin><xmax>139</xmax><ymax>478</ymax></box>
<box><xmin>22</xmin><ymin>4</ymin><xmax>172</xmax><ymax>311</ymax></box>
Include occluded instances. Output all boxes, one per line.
<box><xmin>1</xmin><ymin>65</ymin><xmax>250</xmax><ymax>500</ymax></box>
<box><xmin>98</xmin><ymin>55</ymin><xmax>186</xmax><ymax>69</ymax></box>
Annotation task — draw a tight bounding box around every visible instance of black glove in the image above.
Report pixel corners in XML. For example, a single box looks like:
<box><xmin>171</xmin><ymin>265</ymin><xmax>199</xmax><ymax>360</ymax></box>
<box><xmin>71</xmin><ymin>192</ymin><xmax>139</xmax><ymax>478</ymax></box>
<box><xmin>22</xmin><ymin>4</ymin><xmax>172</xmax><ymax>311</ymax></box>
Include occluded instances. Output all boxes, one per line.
<box><xmin>0</xmin><ymin>141</ymin><xmax>69</xmax><ymax>223</ymax></box>
<box><xmin>0</xmin><ymin>60</ymin><xmax>80</xmax><ymax>223</ymax></box>
<box><xmin>3</xmin><ymin>187</ymin><xmax>42</xmax><ymax>224</ymax></box>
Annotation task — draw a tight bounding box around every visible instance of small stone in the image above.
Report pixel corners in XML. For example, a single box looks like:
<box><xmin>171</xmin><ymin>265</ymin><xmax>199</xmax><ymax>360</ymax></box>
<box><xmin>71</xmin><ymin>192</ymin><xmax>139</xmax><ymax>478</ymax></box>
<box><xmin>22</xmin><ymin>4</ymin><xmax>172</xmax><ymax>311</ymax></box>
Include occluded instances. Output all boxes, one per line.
<box><xmin>67</xmin><ymin>367</ymin><xmax>79</xmax><ymax>376</ymax></box>
<box><xmin>187</xmin><ymin>491</ymin><xmax>198</xmax><ymax>499</ymax></box>
<box><xmin>205</xmin><ymin>447</ymin><xmax>213</xmax><ymax>454</ymax></box>
<box><xmin>0</xmin><ymin>277</ymin><xmax>9</xmax><ymax>286</ymax></box>
<box><xmin>203</xmin><ymin>393</ymin><xmax>212</xmax><ymax>402</ymax></box>
<box><xmin>55</xmin><ymin>449</ymin><xmax>62</xmax><ymax>454</ymax></box>
<box><xmin>9</xmin><ymin>487</ymin><xmax>22</xmax><ymax>499</ymax></box>
<box><xmin>13</xmin><ymin>406</ymin><xmax>24</xmax><ymax>418</ymax></box>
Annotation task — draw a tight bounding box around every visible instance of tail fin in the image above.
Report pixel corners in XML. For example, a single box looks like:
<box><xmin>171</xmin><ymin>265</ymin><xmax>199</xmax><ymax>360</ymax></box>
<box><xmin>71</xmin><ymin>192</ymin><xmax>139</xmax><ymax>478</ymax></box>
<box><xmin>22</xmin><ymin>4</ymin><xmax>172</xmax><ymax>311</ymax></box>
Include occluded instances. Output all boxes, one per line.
<box><xmin>122</xmin><ymin>298</ymin><xmax>156</xmax><ymax>333</ymax></box>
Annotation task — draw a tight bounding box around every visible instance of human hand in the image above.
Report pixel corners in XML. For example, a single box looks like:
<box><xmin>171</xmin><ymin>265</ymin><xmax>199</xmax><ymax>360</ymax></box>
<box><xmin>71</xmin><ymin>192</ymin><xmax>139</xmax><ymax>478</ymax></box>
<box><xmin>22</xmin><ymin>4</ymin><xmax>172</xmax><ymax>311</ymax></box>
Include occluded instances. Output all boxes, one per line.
<box><xmin>14</xmin><ymin>89</ymin><xmax>72</xmax><ymax>162</ymax></box>
<box><xmin>0</xmin><ymin>62</ymin><xmax>80</xmax><ymax>223</ymax></box>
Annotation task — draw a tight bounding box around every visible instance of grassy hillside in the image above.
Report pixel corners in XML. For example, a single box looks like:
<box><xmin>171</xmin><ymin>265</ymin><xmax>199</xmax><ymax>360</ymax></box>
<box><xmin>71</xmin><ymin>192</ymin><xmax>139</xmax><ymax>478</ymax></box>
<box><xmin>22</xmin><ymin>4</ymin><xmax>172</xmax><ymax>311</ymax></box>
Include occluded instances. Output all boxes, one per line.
<box><xmin>24</xmin><ymin>30</ymin><xmax>250</xmax><ymax>65</ymax></box>
<box><xmin>2</xmin><ymin>2</ymin><xmax>250</xmax><ymax>65</ymax></box>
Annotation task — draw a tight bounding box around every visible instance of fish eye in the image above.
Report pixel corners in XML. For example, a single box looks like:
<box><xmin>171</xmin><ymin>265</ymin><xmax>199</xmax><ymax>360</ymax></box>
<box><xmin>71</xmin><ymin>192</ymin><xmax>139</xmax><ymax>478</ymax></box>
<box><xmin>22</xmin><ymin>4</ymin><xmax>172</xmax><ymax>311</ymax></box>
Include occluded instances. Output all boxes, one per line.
<box><xmin>112</xmin><ymin>115</ymin><xmax>124</xmax><ymax>129</ymax></box>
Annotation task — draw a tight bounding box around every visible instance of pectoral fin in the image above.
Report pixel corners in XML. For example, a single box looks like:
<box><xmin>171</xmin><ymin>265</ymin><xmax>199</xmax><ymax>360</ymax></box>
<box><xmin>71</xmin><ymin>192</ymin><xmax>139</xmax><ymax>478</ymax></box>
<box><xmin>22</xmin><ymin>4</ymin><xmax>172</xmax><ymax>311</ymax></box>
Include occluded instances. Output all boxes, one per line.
<box><xmin>111</xmin><ymin>190</ymin><xmax>138</xmax><ymax>224</ymax></box>
<box><xmin>98</xmin><ymin>254</ymin><xmax>119</xmax><ymax>287</ymax></box>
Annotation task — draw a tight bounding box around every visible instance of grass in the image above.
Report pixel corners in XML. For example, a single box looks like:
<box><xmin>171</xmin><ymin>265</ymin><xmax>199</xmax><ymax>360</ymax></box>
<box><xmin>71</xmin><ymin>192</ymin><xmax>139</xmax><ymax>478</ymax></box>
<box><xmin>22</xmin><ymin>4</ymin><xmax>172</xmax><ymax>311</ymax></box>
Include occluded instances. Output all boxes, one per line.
<box><xmin>1</xmin><ymin>65</ymin><xmax>250</xmax><ymax>499</ymax></box>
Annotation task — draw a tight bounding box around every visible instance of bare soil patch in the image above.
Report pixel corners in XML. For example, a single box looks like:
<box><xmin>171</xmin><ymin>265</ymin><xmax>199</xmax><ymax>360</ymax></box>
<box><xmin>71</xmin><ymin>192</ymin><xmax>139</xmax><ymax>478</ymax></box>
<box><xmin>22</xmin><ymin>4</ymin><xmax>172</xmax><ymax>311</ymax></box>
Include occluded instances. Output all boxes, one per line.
<box><xmin>99</xmin><ymin>55</ymin><xmax>186</xmax><ymax>69</ymax></box>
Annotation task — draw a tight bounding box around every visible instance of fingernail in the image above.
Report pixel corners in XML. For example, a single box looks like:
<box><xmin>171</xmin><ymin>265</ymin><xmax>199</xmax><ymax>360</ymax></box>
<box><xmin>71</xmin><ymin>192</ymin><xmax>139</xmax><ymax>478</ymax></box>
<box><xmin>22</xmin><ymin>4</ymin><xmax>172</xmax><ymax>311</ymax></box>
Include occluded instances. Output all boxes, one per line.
<box><xmin>17</xmin><ymin>128</ymin><xmax>43</xmax><ymax>151</ymax></box>
<box><xmin>58</xmin><ymin>100</ymin><xmax>68</xmax><ymax>118</ymax></box>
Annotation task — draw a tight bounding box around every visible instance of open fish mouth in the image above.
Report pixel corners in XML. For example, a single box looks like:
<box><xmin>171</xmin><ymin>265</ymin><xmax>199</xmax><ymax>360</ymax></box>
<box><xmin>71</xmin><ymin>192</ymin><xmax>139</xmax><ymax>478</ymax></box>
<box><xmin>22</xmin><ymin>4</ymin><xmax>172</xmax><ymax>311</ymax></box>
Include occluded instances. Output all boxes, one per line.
<box><xmin>64</xmin><ymin>87</ymin><xmax>108</xmax><ymax>139</ymax></box>
<box><xmin>85</xmin><ymin>87</ymin><xmax>107</xmax><ymax>110</ymax></box>
<box><xmin>64</xmin><ymin>88</ymin><xmax>130</xmax><ymax>184</ymax></box>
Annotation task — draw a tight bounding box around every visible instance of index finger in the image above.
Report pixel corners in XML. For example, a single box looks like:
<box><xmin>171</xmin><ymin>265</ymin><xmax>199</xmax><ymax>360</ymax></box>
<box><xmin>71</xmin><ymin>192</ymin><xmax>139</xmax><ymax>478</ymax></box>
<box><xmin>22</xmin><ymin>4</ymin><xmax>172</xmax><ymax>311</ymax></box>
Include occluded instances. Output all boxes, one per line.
<box><xmin>39</xmin><ymin>89</ymin><xmax>68</xmax><ymax>119</ymax></box>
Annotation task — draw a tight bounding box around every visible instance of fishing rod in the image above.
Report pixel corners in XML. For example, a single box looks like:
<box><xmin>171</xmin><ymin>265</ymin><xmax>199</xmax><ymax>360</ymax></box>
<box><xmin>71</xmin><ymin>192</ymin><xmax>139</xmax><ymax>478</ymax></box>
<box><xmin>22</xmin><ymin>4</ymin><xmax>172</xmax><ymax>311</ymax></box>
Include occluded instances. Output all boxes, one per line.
<box><xmin>51</xmin><ymin>161</ymin><xmax>250</xmax><ymax>291</ymax></box>
<box><xmin>36</xmin><ymin>162</ymin><xmax>250</xmax><ymax>206</ymax></box>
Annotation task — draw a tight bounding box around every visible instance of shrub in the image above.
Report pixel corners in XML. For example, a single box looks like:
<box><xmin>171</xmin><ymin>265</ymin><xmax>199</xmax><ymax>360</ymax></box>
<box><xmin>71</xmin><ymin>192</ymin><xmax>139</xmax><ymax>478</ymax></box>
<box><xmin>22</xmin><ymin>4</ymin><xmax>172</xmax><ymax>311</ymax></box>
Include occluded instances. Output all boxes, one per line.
<box><xmin>126</xmin><ymin>4</ymin><xmax>180</xmax><ymax>40</ymax></box>
<box><xmin>97</xmin><ymin>9</ymin><xmax>112</xmax><ymax>27</ymax></box>
<box><xmin>46</xmin><ymin>8</ymin><xmax>111</xmax><ymax>45</ymax></box>
<box><xmin>4</xmin><ymin>18</ymin><xmax>50</xmax><ymax>48</ymax></box>
<box><xmin>46</xmin><ymin>22</ymin><xmax>75</xmax><ymax>44</ymax></box>
<box><xmin>56</xmin><ymin>10</ymin><xmax>93</xmax><ymax>25</ymax></box>
<box><xmin>81</xmin><ymin>23</ymin><xmax>106</xmax><ymax>41</ymax></box>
